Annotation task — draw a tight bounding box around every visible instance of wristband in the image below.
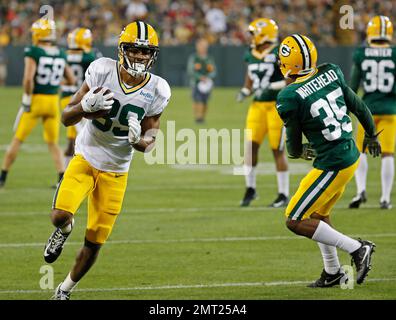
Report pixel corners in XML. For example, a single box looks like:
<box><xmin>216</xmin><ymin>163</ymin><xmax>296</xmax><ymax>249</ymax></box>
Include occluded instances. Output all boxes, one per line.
<box><xmin>22</xmin><ymin>93</ymin><xmax>32</xmax><ymax>105</ymax></box>
<box><xmin>241</xmin><ymin>87</ymin><xmax>251</xmax><ymax>96</ymax></box>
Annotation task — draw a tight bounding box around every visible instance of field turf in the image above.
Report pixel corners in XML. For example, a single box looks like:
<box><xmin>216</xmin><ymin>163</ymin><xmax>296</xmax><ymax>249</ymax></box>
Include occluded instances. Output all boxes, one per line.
<box><xmin>0</xmin><ymin>86</ymin><xmax>395</xmax><ymax>300</ymax></box>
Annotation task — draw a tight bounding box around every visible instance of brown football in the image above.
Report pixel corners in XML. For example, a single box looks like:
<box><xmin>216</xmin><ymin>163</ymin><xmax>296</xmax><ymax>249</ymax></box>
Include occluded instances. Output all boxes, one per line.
<box><xmin>83</xmin><ymin>87</ymin><xmax>113</xmax><ymax>119</ymax></box>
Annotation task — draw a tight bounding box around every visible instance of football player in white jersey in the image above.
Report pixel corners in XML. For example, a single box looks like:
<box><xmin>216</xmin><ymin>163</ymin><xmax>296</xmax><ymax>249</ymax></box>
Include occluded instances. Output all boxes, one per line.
<box><xmin>43</xmin><ymin>21</ymin><xmax>171</xmax><ymax>300</ymax></box>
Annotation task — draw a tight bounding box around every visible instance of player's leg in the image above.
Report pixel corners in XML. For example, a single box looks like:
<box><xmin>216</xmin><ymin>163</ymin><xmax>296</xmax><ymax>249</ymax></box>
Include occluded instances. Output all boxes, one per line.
<box><xmin>44</xmin><ymin>155</ymin><xmax>95</xmax><ymax>264</ymax></box>
<box><xmin>377</xmin><ymin>115</ymin><xmax>396</xmax><ymax>209</ymax></box>
<box><xmin>241</xmin><ymin>102</ymin><xmax>266</xmax><ymax>206</ymax></box>
<box><xmin>61</xmin><ymin>96</ymin><xmax>76</xmax><ymax>168</ymax></box>
<box><xmin>350</xmin><ymin>122</ymin><xmax>368</xmax><ymax>208</ymax></box>
<box><xmin>55</xmin><ymin>170</ymin><xmax>128</xmax><ymax>299</ymax></box>
<box><xmin>0</xmin><ymin>109</ymin><xmax>38</xmax><ymax>187</ymax></box>
<box><xmin>285</xmin><ymin>161</ymin><xmax>375</xmax><ymax>284</ymax></box>
<box><xmin>267</xmin><ymin>102</ymin><xmax>289</xmax><ymax>207</ymax></box>
<box><xmin>42</xmin><ymin>96</ymin><xmax>65</xmax><ymax>185</ymax></box>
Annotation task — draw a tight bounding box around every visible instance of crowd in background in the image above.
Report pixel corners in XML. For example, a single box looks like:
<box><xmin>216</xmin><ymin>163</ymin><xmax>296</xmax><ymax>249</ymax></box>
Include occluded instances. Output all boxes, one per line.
<box><xmin>0</xmin><ymin>0</ymin><xmax>394</xmax><ymax>48</ymax></box>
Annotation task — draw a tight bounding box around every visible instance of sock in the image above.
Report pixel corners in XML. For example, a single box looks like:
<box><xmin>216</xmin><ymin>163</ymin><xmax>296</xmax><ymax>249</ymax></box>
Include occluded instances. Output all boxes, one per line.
<box><xmin>64</xmin><ymin>156</ymin><xmax>72</xmax><ymax>169</ymax></box>
<box><xmin>381</xmin><ymin>156</ymin><xmax>394</xmax><ymax>203</ymax></box>
<box><xmin>312</xmin><ymin>221</ymin><xmax>361</xmax><ymax>254</ymax></box>
<box><xmin>244</xmin><ymin>165</ymin><xmax>256</xmax><ymax>189</ymax></box>
<box><xmin>317</xmin><ymin>242</ymin><xmax>340</xmax><ymax>275</ymax></box>
<box><xmin>60</xmin><ymin>273</ymin><xmax>78</xmax><ymax>292</ymax></box>
<box><xmin>355</xmin><ymin>153</ymin><xmax>368</xmax><ymax>195</ymax></box>
<box><xmin>58</xmin><ymin>172</ymin><xmax>64</xmax><ymax>183</ymax></box>
<box><xmin>60</xmin><ymin>218</ymin><xmax>74</xmax><ymax>235</ymax></box>
<box><xmin>276</xmin><ymin>171</ymin><xmax>289</xmax><ymax>197</ymax></box>
<box><xmin>0</xmin><ymin>170</ymin><xmax>7</xmax><ymax>182</ymax></box>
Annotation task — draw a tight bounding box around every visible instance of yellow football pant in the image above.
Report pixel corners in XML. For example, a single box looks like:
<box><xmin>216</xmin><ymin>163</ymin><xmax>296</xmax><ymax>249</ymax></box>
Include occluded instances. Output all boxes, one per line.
<box><xmin>53</xmin><ymin>154</ymin><xmax>128</xmax><ymax>244</ymax></box>
<box><xmin>356</xmin><ymin>115</ymin><xmax>396</xmax><ymax>154</ymax></box>
<box><xmin>286</xmin><ymin>160</ymin><xmax>359</xmax><ymax>221</ymax></box>
<box><xmin>60</xmin><ymin>96</ymin><xmax>77</xmax><ymax>140</ymax></box>
<box><xmin>246</xmin><ymin>101</ymin><xmax>285</xmax><ymax>150</ymax></box>
<box><xmin>15</xmin><ymin>94</ymin><xmax>60</xmax><ymax>143</ymax></box>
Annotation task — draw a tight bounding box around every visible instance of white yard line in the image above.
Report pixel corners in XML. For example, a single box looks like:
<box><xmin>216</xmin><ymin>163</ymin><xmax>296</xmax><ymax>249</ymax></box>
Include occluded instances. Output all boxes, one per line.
<box><xmin>0</xmin><ymin>233</ymin><xmax>395</xmax><ymax>248</ymax></box>
<box><xmin>0</xmin><ymin>278</ymin><xmax>395</xmax><ymax>295</ymax></box>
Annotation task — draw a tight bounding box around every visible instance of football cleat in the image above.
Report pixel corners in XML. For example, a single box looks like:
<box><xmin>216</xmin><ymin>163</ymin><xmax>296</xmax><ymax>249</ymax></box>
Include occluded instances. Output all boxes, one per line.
<box><xmin>349</xmin><ymin>191</ymin><xmax>367</xmax><ymax>209</ymax></box>
<box><xmin>351</xmin><ymin>239</ymin><xmax>376</xmax><ymax>285</ymax></box>
<box><xmin>307</xmin><ymin>268</ymin><xmax>348</xmax><ymax>288</ymax></box>
<box><xmin>44</xmin><ymin>226</ymin><xmax>72</xmax><ymax>263</ymax></box>
<box><xmin>380</xmin><ymin>201</ymin><xmax>392</xmax><ymax>210</ymax></box>
<box><xmin>269</xmin><ymin>193</ymin><xmax>289</xmax><ymax>208</ymax></box>
<box><xmin>52</xmin><ymin>283</ymin><xmax>71</xmax><ymax>300</ymax></box>
<box><xmin>240</xmin><ymin>187</ymin><xmax>257</xmax><ymax>207</ymax></box>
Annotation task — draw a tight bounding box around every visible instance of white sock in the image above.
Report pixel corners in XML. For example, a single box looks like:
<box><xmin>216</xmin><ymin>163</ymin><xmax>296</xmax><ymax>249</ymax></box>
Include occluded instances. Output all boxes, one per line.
<box><xmin>317</xmin><ymin>242</ymin><xmax>340</xmax><ymax>275</ymax></box>
<box><xmin>381</xmin><ymin>156</ymin><xmax>394</xmax><ymax>203</ymax></box>
<box><xmin>244</xmin><ymin>165</ymin><xmax>256</xmax><ymax>189</ymax></box>
<box><xmin>312</xmin><ymin>221</ymin><xmax>361</xmax><ymax>254</ymax></box>
<box><xmin>64</xmin><ymin>156</ymin><xmax>72</xmax><ymax>169</ymax></box>
<box><xmin>60</xmin><ymin>218</ymin><xmax>74</xmax><ymax>235</ymax></box>
<box><xmin>60</xmin><ymin>273</ymin><xmax>78</xmax><ymax>292</ymax></box>
<box><xmin>276</xmin><ymin>171</ymin><xmax>289</xmax><ymax>197</ymax></box>
<box><xmin>355</xmin><ymin>153</ymin><xmax>368</xmax><ymax>195</ymax></box>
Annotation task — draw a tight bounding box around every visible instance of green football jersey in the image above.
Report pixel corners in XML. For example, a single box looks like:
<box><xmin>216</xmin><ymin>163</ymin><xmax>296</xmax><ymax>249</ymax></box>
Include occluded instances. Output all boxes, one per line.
<box><xmin>244</xmin><ymin>46</ymin><xmax>284</xmax><ymax>102</ymax></box>
<box><xmin>24</xmin><ymin>45</ymin><xmax>67</xmax><ymax>95</ymax></box>
<box><xmin>61</xmin><ymin>50</ymin><xmax>96</xmax><ymax>98</ymax></box>
<box><xmin>350</xmin><ymin>46</ymin><xmax>396</xmax><ymax>115</ymax></box>
<box><xmin>277</xmin><ymin>63</ymin><xmax>375</xmax><ymax>171</ymax></box>
<box><xmin>187</xmin><ymin>53</ymin><xmax>216</xmax><ymax>86</ymax></box>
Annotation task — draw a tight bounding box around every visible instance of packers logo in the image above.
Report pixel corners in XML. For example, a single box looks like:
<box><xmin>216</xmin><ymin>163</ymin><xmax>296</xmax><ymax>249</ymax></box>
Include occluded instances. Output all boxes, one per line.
<box><xmin>280</xmin><ymin>44</ymin><xmax>291</xmax><ymax>57</ymax></box>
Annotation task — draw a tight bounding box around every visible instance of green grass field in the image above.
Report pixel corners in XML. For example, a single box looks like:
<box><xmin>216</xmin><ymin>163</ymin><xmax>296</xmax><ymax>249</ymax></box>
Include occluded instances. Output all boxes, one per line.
<box><xmin>0</xmin><ymin>86</ymin><xmax>395</xmax><ymax>300</ymax></box>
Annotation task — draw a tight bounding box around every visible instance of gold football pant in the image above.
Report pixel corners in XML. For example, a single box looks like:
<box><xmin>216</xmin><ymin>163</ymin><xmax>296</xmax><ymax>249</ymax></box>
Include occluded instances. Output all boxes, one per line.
<box><xmin>60</xmin><ymin>96</ymin><xmax>77</xmax><ymax>140</ymax></box>
<box><xmin>245</xmin><ymin>101</ymin><xmax>285</xmax><ymax>150</ymax></box>
<box><xmin>285</xmin><ymin>160</ymin><xmax>359</xmax><ymax>221</ymax></box>
<box><xmin>53</xmin><ymin>154</ymin><xmax>128</xmax><ymax>244</ymax></box>
<box><xmin>14</xmin><ymin>94</ymin><xmax>60</xmax><ymax>143</ymax></box>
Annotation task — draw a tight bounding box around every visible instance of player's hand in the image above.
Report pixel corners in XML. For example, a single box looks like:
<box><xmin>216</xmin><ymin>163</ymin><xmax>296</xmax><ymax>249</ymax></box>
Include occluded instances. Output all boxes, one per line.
<box><xmin>81</xmin><ymin>86</ymin><xmax>114</xmax><ymax>113</ymax></box>
<box><xmin>300</xmin><ymin>143</ymin><xmax>316</xmax><ymax>161</ymax></box>
<box><xmin>236</xmin><ymin>88</ymin><xmax>251</xmax><ymax>103</ymax></box>
<box><xmin>21</xmin><ymin>93</ymin><xmax>31</xmax><ymax>112</ymax></box>
<box><xmin>363</xmin><ymin>130</ymin><xmax>382</xmax><ymax>158</ymax></box>
<box><xmin>128</xmin><ymin>116</ymin><xmax>141</xmax><ymax>145</ymax></box>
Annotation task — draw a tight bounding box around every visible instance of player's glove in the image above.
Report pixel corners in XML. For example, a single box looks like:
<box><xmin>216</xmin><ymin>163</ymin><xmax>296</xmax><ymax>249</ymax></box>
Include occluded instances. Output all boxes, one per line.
<box><xmin>21</xmin><ymin>93</ymin><xmax>32</xmax><ymax>112</ymax></box>
<box><xmin>81</xmin><ymin>86</ymin><xmax>114</xmax><ymax>113</ymax></box>
<box><xmin>128</xmin><ymin>116</ymin><xmax>141</xmax><ymax>145</ymax></box>
<box><xmin>363</xmin><ymin>130</ymin><xmax>382</xmax><ymax>158</ymax></box>
<box><xmin>300</xmin><ymin>143</ymin><xmax>317</xmax><ymax>161</ymax></box>
<box><xmin>236</xmin><ymin>88</ymin><xmax>251</xmax><ymax>103</ymax></box>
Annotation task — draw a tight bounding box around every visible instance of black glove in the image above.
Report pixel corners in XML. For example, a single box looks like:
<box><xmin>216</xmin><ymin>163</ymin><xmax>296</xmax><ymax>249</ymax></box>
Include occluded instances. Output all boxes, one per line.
<box><xmin>363</xmin><ymin>130</ymin><xmax>382</xmax><ymax>158</ymax></box>
<box><xmin>300</xmin><ymin>143</ymin><xmax>317</xmax><ymax>161</ymax></box>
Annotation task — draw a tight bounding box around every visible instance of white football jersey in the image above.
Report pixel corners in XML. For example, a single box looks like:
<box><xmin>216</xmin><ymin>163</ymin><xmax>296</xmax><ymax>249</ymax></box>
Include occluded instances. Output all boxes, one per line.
<box><xmin>75</xmin><ymin>57</ymin><xmax>171</xmax><ymax>172</ymax></box>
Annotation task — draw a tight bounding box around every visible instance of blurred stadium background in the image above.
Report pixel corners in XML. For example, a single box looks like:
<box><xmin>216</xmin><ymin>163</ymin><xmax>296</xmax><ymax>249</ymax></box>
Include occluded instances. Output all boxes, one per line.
<box><xmin>0</xmin><ymin>0</ymin><xmax>395</xmax><ymax>86</ymax></box>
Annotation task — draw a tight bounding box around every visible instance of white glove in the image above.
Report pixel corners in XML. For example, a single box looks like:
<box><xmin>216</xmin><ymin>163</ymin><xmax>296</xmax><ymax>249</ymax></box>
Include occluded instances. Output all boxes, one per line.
<box><xmin>81</xmin><ymin>86</ymin><xmax>114</xmax><ymax>113</ymax></box>
<box><xmin>128</xmin><ymin>116</ymin><xmax>141</xmax><ymax>145</ymax></box>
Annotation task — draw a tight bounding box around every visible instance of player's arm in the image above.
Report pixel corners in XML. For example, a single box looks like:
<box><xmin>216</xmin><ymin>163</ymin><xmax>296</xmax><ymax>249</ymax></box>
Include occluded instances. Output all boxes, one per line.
<box><xmin>349</xmin><ymin>63</ymin><xmax>361</xmax><ymax>93</ymax></box>
<box><xmin>21</xmin><ymin>57</ymin><xmax>36</xmax><ymax>111</ymax></box>
<box><xmin>63</xmin><ymin>64</ymin><xmax>76</xmax><ymax>86</ymax></box>
<box><xmin>236</xmin><ymin>71</ymin><xmax>253</xmax><ymax>102</ymax></box>
<box><xmin>129</xmin><ymin>114</ymin><xmax>161</xmax><ymax>153</ymax></box>
<box><xmin>62</xmin><ymin>81</ymin><xmax>113</xmax><ymax>126</ymax></box>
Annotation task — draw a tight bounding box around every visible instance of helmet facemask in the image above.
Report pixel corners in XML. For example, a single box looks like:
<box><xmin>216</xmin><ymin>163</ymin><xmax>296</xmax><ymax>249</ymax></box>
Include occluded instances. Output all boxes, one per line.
<box><xmin>119</xmin><ymin>42</ymin><xmax>159</xmax><ymax>77</ymax></box>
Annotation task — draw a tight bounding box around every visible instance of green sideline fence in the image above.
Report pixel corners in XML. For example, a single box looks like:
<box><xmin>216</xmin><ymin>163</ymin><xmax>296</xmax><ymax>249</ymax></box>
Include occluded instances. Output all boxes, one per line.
<box><xmin>2</xmin><ymin>45</ymin><xmax>356</xmax><ymax>87</ymax></box>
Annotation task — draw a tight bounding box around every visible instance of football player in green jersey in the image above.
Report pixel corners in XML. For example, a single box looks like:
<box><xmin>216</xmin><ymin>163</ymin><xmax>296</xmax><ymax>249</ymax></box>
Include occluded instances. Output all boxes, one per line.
<box><xmin>0</xmin><ymin>18</ymin><xmax>75</xmax><ymax>188</ymax></box>
<box><xmin>61</xmin><ymin>28</ymin><xmax>96</xmax><ymax>168</ymax></box>
<box><xmin>237</xmin><ymin>18</ymin><xmax>289</xmax><ymax>208</ymax></box>
<box><xmin>276</xmin><ymin>34</ymin><xmax>381</xmax><ymax>287</ymax></box>
<box><xmin>349</xmin><ymin>15</ymin><xmax>395</xmax><ymax>210</ymax></box>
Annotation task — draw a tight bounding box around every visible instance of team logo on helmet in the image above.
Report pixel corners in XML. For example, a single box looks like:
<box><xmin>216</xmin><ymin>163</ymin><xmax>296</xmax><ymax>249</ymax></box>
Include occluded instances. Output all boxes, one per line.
<box><xmin>280</xmin><ymin>44</ymin><xmax>291</xmax><ymax>57</ymax></box>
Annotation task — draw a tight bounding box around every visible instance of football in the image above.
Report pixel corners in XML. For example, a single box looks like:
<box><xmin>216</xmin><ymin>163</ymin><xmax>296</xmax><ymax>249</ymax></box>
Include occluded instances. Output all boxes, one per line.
<box><xmin>83</xmin><ymin>87</ymin><xmax>113</xmax><ymax>119</ymax></box>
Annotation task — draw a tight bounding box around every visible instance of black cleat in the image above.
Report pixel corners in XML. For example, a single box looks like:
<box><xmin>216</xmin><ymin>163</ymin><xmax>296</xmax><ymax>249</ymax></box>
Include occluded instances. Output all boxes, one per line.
<box><xmin>349</xmin><ymin>191</ymin><xmax>367</xmax><ymax>209</ymax></box>
<box><xmin>351</xmin><ymin>239</ymin><xmax>376</xmax><ymax>285</ymax></box>
<box><xmin>44</xmin><ymin>228</ymin><xmax>71</xmax><ymax>263</ymax></box>
<box><xmin>52</xmin><ymin>283</ymin><xmax>71</xmax><ymax>300</ymax></box>
<box><xmin>380</xmin><ymin>201</ymin><xmax>392</xmax><ymax>210</ymax></box>
<box><xmin>240</xmin><ymin>187</ymin><xmax>257</xmax><ymax>207</ymax></box>
<box><xmin>269</xmin><ymin>193</ymin><xmax>289</xmax><ymax>208</ymax></box>
<box><xmin>307</xmin><ymin>268</ymin><xmax>348</xmax><ymax>288</ymax></box>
